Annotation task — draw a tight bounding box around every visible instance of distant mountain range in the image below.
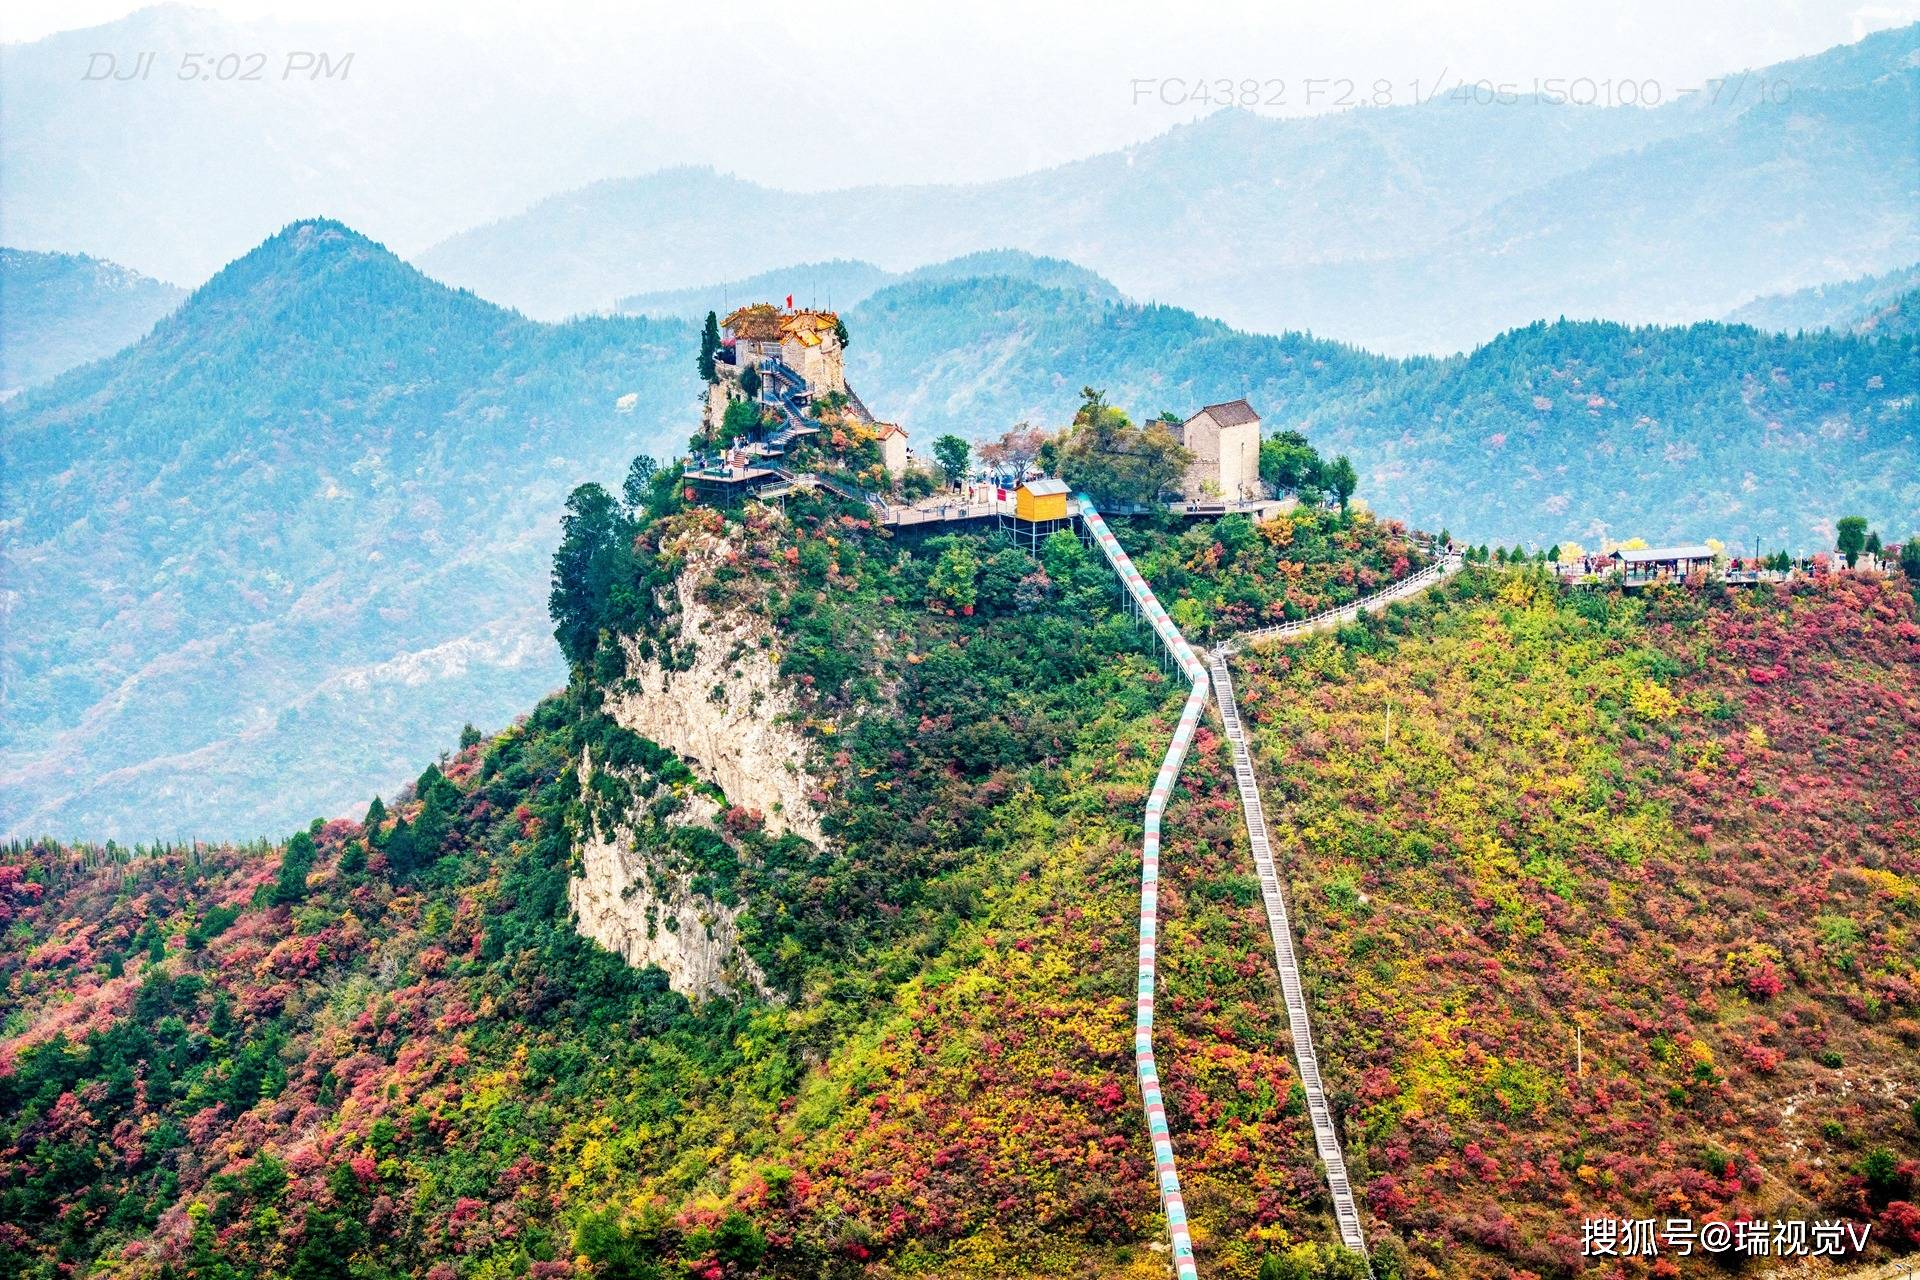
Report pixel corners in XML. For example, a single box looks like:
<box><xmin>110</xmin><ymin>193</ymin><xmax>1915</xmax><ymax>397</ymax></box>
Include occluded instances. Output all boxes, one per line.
<box><xmin>0</xmin><ymin>248</ymin><xmax>183</xmax><ymax>393</ymax></box>
<box><xmin>1725</xmin><ymin>262</ymin><xmax>1920</xmax><ymax>333</ymax></box>
<box><xmin>843</xmin><ymin>274</ymin><xmax>1918</xmax><ymax>549</ymax></box>
<box><xmin>420</xmin><ymin>25</ymin><xmax>1920</xmax><ymax>352</ymax></box>
<box><xmin>4</xmin><ymin>225</ymin><xmax>1914</xmax><ymax>839</ymax></box>
<box><xmin>618</xmin><ymin>251</ymin><xmax>1121</xmax><ymax>321</ymax></box>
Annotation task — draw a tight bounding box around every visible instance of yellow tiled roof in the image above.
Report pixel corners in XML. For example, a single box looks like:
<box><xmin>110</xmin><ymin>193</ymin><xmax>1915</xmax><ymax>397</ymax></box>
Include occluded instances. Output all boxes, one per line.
<box><xmin>722</xmin><ymin>303</ymin><xmax>783</xmax><ymax>340</ymax></box>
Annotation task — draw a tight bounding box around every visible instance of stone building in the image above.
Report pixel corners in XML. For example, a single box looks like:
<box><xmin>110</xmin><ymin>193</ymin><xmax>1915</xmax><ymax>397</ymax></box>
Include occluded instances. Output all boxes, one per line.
<box><xmin>1178</xmin><ymin>399</ymin><xmax>1263</xmax><ymax>502</ymax></box>
<box><xmin>721</xmin><ymin>304</ymin><xmax>847</xmax><ymax>397</ymax></box>
<box><xmin>873</xmin><ymin>421</ymin><xmax>910</xmax><ymax>474</ymax></box>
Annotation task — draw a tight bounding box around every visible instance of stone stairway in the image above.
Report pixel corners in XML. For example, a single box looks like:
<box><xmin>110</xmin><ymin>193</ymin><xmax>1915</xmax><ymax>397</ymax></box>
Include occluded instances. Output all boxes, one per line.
<box><xmin>1210</xmin><ymin>653</ymin><xmax>1369</xmax><ymax>1256</ymax></box>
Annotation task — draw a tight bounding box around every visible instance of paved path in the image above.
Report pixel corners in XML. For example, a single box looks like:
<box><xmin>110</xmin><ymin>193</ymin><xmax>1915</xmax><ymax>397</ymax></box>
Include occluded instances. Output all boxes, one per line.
<box><xmin>1218</xmin><ymin>554</ymin><xmax>1461</xmax><ymax>654</ymax></box>
<box><xmin>1205</xmin><ymin>552</ymin><xmax>1462</xmax><ymax>1256</ymax></box>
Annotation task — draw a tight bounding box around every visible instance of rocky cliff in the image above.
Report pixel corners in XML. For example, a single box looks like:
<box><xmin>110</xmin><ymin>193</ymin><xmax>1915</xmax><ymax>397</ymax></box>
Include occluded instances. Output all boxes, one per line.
<box><xmin>567</xmin><ymin>767</ymin><xmax>770</xmax><ymax>1000</ymax></box>
<box><xmin>568</xmin><ymin>528</ymin><xmax>822</xmax><ymax>997</ymax></box>
<box><xmin>604</xmin><ymin>532</ymin><xmax>825</xmax><ymax>845</ymax></box>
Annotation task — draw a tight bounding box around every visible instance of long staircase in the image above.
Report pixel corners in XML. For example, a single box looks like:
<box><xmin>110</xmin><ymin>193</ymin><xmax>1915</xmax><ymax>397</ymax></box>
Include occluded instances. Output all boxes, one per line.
<box><xmin>1068</xmin><ymin>514</ymin><xmax>1475</xmax><ymax>1273</ymax></box>
<box><xmin>1211</xmin><ymin>655</ymin><xmax>1367</xmax><ymax>1254</ymax></box>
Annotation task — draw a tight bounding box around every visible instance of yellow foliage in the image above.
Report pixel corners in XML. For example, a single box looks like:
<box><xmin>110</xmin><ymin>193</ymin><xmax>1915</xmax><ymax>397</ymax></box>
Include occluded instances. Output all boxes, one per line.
<box><xmin>1628</xmin><ymin>678</ymin><xmax>1680</xmax><ymax>721</ymax></box>
<box><xmin>1258</xmin><ymin>514</ymin><xmax>1295</xmax><ymax>548</ymax></box>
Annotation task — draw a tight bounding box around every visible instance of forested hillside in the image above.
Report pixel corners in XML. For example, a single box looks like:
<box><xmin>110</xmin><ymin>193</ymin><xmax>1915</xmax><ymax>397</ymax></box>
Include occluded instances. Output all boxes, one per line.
<box><xmin>0</xmin><ymin>248</ymin><xmax>184</xmax><ymax>393</ymax></box>
<box><xmin>1725</xmin><ymin>264</ymin><xmax>1920</xmax><ymax>333</ymax></box>
<box><xmin>847</xmin><ymin>279</ymin><xmax>1919</xmax><ymax>549</ymax></box>
<box><xmin>1233</xmin><ymin>567</ymin><xmax>1920</xmax><ymax>1274</ymax></box>
<box><xmin>0</xmin><ymin>220</ymin><xmax>697</xmax><ymax>840</ymax></box>
<box><xmin>0</xmin><ymin>479</ymin><xmax>1356</xmax><ymax>1280</ymax></box>
<box><xmin>4</xmin><ymin>460</ymin><xmax>1916</xmax><ymax>1279</ymax></box>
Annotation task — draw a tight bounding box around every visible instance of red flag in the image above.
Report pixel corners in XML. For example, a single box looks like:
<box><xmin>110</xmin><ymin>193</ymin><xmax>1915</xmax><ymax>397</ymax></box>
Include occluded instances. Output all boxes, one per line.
<box><xmin>785</xmin><ymin>293</ymin><xmax>794</xmax><ymax>309</ymax></box>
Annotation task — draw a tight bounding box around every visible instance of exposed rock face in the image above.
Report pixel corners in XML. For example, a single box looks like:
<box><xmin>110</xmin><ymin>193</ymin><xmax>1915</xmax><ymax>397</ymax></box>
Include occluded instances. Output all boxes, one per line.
<box><xmin>605</xmin><ymin>535</ymin><xmax>825</xmax><ymax>845</ymax></box>
<box><xmin>568</xmin><ymin>528</ymin><xmax>819</xmax><ymax>998</ymax></box>
<box><xmin>568</xmin><ymin>784</ymin><xmax>770</xmax><ymax>1000</ymax></box>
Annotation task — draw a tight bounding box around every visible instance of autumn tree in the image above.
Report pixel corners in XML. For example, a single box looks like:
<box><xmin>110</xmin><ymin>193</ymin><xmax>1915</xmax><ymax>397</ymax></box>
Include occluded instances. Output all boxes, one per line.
<box><xmin>1056</xmin><ymin>386</ymin><xmax>1191</xmax><ymax>505</ymax></box>
<box><xmin>977</xmin><ymin>423</ymin><xmax>1047</xmax><ymax>483</ymax></box>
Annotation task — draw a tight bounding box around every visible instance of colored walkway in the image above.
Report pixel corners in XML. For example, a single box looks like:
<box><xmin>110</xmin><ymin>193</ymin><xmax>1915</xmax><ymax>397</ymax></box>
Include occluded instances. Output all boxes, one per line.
<box><xmin>1077</xmin><ymin>506</ymin><xmax>1461</xmax><ymax>1274</ymax></box>
<box><xmin>1078</xmin><ymin>496</ymin><xmax>1206</xmax><ymax>1280</ymax></box>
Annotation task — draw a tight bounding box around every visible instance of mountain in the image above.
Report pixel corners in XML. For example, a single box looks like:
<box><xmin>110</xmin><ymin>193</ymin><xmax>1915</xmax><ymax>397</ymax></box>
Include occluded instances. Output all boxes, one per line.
<box><xmin>6</xmin><ymin>229</ymin><xmax>1913</xmax><ymax>840</ymax></box>
<box><xmin>0</xmin><ymin>220</ymin><xmax>697</xmax><ymax>840</ymax></box>
<box><xmin>0</xmin><ymin>248</ymin><xmax>184</xmax><ymax>393</ymax></box>
<box><xmin>1857</xmin><ymin>289</ymin><xmax>1920</xmax><ymax>341</ymax></box>
<box><xmin>615</xmin><ymin>250</ymin><xmax>1120</xmax><ymax>322</ymax></box>
<box><xmin>418</xmin><ymin>26</ymin><xmax>1920</xmax><ymax>352</ymax></box>
<box><xmin>618</xmin><ymin>259</ymin><xmax>898</xmax><ymax>321</ymax></box>
<box><xmin>844</xmin><ymin>276</ymin><xmax>1919</xmax><ymax>549</ymax></box>
<box><xmin>5</xmin><ymin>488</ymin><xmax>1917</xmax><ymax>1279</ymax></box>
<box><xmin>1726</xmin><ymin>263</ymin><xmax>1920</xmax><ymax>332</ymax></box>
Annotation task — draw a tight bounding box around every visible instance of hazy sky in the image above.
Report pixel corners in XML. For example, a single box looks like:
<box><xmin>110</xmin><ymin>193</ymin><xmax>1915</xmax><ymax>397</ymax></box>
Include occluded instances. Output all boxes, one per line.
<box><xmin>7</xmin><ymin>0</ymin><xmax>1919</xmax><ymax>189</ymax></box>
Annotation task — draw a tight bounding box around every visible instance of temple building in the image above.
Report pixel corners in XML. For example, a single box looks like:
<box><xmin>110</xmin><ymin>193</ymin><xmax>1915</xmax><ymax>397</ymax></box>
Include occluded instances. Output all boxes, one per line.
<box><xmin>721</xmin><ymin>304</ymin><xmax>847</xmax><ymax>397</ymax></box>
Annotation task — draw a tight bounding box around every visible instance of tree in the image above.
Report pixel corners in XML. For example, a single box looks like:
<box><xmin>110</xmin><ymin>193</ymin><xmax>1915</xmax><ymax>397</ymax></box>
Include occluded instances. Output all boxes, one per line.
<box><xmin>1836</xmin><ymin>515</ymin><xmax>1868</xmax><ymax>567</ymax></box>
<box><xmin>1325</xmin><ymin>454</ymin><xmax>1359</xmax><ymax>515</ymax></box>
<box><xmin>1547</xmin><ymin>544</ymin><xmax>1562</xmax><ymax>562</ymax></box>
<box><xmin>718</xmin><ymin>399</ymin><xmax>762</xmax><ymax>446</ymax></box>
<box><xmin>932</xmin><ymin>434</ymin><xmax>970</xmax><ymax>487</ymax></box>
<box><xmin>549</xmin><ymin>483</ymin><xmax>637</xmax><ymax>669</ymax></box>
<box><xmin>1902</xmin><ymin>535</ymin><xmax>1920</xmax><ymax>582</ymax></box>
<box><xmin>738</xmin><ymin>365</ymin><xmax>761</xmax><ymax>399</ymax></box>
<box><xmin>833</xmin><ymin>315</ymin><xmax>851</xmax><ymax>350</ymax></box>
<box><xmin>622</xmin><ymin>455</ymin><xmax>659</xmax><ymax>511</ymax></box>
<box><xmin>1865</xmin><ymin>530</ymin><xmax>1883</xmax><ymax>556</ymax></box>
<box><xmin>1056</xmin><ymin>388</ymin><xmax>1191</xmax><ymax>505</ymax></box>
<box><xmin>696</xmin><ymin>311</ymin><xmax>721</xmax><ymax>384</ymax></box>
<box><xmin>926</xmin><ymin>542</ymin><xmax>980</xmax><ymax>614</ymax></box>
<box><xmin>977</xmin><ymin>423</ymin><xmax>1047</xmax><ymax>482</ymax></box>
<box><xmin>1260</xmin><ymin>430</ymin><xmax>1324</xmax><ymax>496</ymax></box>
<box><xmin>270</xmin><ymin>831</ymin><xmax>316</xmax><ymax>906</ymax></box>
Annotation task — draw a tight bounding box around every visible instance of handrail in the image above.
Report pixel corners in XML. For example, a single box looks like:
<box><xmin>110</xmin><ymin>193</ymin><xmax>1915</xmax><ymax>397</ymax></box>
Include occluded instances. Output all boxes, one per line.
<box><xmin>1078</xmin><ymin>496</ymin><xmax>1204</xmax><ymax>1280</ymax></box>
<box><xmin>1218</xmin><ymin>554</ymin><xmax>1462</xmax><ymax>654</ymax></box>
<box><xmin>1211</xmin><ymin>655</ymin><xmax>1368</xmax><ymax>1255</ymax></box>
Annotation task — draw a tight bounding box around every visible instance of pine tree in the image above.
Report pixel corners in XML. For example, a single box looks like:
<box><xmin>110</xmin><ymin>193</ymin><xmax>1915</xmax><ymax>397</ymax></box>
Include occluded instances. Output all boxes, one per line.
<box><xmin>697</xmin><ymin>311</ymin><xmax>720</xmax><ymax>384</ymax></box>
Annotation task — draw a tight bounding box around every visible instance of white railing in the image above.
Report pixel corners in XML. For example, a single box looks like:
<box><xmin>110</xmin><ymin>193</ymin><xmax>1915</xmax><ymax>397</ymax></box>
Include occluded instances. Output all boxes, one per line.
<box><xmin>1218</xmin><ymin>554</ymin><xmax>1462</xmax><ymax>654</ymax></box>
<box><xmin>1211</xmin><ymin>655</ymin><xmax>1369</xmax><ymax>1255</ymax></box>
